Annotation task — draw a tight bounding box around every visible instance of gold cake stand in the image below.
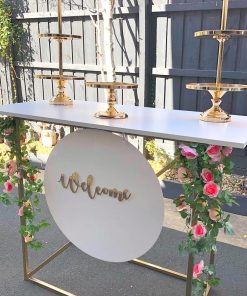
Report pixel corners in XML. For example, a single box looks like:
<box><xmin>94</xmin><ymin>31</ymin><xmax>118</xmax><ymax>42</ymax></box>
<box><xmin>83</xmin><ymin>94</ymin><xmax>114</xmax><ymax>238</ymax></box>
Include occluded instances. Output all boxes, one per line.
<box><xmin>86</xmin><ymin>81</ymin><xmax>138</xmax><ymax>119</ymax></box>
<box><xmin>187</xmin><ymin>83</ymin><xmax>247</xmax><ymax>122</ymax></box>
<box><xmin>35</xmin><ymin>0</ymin><xmax>84</xmax><ymax>105</ymax></box>
<box><xmin>186</xmin><ymin>0</ymin><xmax>247</xmax><ymax>122</ymax></box>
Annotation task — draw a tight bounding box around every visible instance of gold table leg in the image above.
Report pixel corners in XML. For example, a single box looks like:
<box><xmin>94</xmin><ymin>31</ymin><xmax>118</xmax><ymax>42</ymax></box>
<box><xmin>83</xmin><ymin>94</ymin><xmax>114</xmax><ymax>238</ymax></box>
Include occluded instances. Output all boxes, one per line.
<box><xmin>15</xmin><ymin>118</ymin><xmax>76</xmax><ymax>296</ymax></box>
<box><xmin>15</xmin><ymin>119</ymin><xmax>30</xmax><ymax>280</ymax></box>
<box><xmin>186</xmin><ymin>253</ymin><xmax>194</xmax><ymax>296</ymax></box>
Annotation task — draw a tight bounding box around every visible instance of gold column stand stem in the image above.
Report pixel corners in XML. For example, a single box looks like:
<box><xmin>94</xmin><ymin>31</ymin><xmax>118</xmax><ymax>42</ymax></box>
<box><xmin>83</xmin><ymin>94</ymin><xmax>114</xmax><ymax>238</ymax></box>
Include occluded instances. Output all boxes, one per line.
<box><xmin>50</xmin><ymin>79</ymin><xmax>73</xmax><ymax>106</ymax></box>
<box><xmin>200</xmin><ymin>90</ymin><xmax>230</xmax><ymax>123</ymax></box>
<box><xmin>36</xmin><ymin>0</ymin><xmax>83</xmax><ymax>105</ymax></box>
<box><xmin>95</xmin><ymin>88</ymin><xmax>128</xmax><ymax>119</ymax></box>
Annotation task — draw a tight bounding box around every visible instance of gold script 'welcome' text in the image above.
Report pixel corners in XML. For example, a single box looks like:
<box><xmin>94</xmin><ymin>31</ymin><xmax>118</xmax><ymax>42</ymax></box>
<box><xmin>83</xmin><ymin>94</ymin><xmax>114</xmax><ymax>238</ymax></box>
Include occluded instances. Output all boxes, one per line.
<box><xmin>59</xmin><ymin>173</ymin><xmax>131</xmax><ymax>202</ymax></box>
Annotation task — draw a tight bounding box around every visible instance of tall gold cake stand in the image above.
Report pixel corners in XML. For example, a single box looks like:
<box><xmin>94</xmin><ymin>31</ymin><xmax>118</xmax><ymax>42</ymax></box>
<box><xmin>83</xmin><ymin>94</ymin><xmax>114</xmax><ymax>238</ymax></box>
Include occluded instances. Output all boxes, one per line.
<box><xmin>35</xmin><ymin>0</ymin><xmax>84</xmax><ymax>105</ymax></box>
<box><xmin>186</xmin><ymin>0</ymin><xmax>247</xmax><ymax>122</ymax></box>
<box><xmin>86</xmin><ymin>81</ymin><xmax>138</xmax><ymax>119</ymax></box>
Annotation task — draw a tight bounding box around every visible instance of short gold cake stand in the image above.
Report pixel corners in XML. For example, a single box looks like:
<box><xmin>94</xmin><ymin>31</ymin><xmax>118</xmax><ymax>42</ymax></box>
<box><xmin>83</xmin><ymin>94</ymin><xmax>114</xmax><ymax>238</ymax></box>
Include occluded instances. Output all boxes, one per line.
<box><xmin>86</xmin><ymin>81</ymin><xmax>138</xmax><ymax>119</ymax></box>
<box><xmin>186</xmin><ymin>0</ymin><xmax>247</xmax><ymax>122</ymax></box>
<box><xmin>35</xmin><ymin>0</ymin><xmax>84</xmax><ymax>105</ymax></box>
<box><xmin>186</xmin><ymin>83</ymin><xmax>247</xmax><ymax>122</ymax></box>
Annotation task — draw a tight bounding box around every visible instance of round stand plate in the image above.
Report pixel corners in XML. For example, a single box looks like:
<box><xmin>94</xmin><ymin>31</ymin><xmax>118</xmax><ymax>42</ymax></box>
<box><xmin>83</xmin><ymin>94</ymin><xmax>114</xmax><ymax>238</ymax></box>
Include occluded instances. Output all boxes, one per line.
<box><xmin>86</xmin><ymin>81</ymin><xmax>138</xmax><ymax>89</ymax></box>
<box><xmin>186</xmin><ymin>83</ymin><xmax>247</xmax><ymax>92</ymax></box>
<box><xmin>38</xmin><ymin>33</ymin><xmax>81</xmax><ymax>40</ymax></box>
<box><xmin>35</xmin><ymin>74</ymin><xmax>84</xmax><ymax>81</ymax></box>
<box><xmin>195</xmin><ymin>30</ymin><xmax>247</xmax><ymax>39</ymax></box>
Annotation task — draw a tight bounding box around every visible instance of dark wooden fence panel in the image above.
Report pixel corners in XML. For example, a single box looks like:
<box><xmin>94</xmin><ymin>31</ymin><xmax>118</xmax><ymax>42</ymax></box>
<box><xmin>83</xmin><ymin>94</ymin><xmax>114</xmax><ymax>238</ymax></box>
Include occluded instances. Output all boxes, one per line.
<box><xmin>152</xmin><ymin>1</ymin><xmax>247</xmax><ymax>118</ymax></box>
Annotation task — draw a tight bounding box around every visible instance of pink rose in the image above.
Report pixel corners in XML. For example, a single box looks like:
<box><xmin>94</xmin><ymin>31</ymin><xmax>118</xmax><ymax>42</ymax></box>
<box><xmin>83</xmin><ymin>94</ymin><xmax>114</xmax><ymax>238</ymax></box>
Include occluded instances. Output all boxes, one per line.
<box><xmin>3</xmin><ymin>181</ymin><xmax>14</xmax><ymax>193</ymax></box>
<box><xmin>206</xmin><ymin>145</ymin><xmax>222</xmax><ymax>157</ymax></box>
<box><xmin>179</xmin><ymin>145</ymin><xmax>198</xmax><ymax>159</ymax></box>
<box><xmin>8</xmin><ymin>160</ymin><xmax>17</xmax><ymax>175</ymax></box>
<box><xmin>18</xmin><ymin>206</ymin><xmax>24</xmax><ymax>217</ymax></box>
<box><xmin>209</xmin><ymin>208</ymin><xmax>221</xmax><ymax>221</ymax></box>
<box><xmin>192</xmin><ymin>223</ymin><xmax>207</xmax><ymax>240</ymax></box>
<box><xmin>222</xmin><ymin>147</ymin><xmax>233</xmax><ymax>157</ymax></box>
<box><xmin>177</xmin><ymin>201</ymin><xmax>188</xmax><ymax>212</ymax></box>
<box><xmin>203</xmin><ymin>182</ymin><xmax>220</xmax><ymax>198</ymax></box>
<box><xmin>209</xmin><ymin>153</ymin><xmax>222</xmax><ymax>163</ymax></box>
<box><xmin>178</xmin><ymin>167</ymin><xmax>187</xmax><ymax>182</ymax></box>
<box><xmin>24</xmin><ymin>234</ymin><xmax>33</xmax><ymax>243</ymax></box>
<box><xmin>206</xmin><ymin>145</ymin><xmax>222</xmax><ymax>162</ymax></box>
<box><xmin>193</xmin><ymin>260</ymin><xmax>204</xmax><ymax>279</ymax></box>
<box><xmin>201</xmin><ymin>168</ymin><xmax>214</xmax><ymax>183</ymax></box>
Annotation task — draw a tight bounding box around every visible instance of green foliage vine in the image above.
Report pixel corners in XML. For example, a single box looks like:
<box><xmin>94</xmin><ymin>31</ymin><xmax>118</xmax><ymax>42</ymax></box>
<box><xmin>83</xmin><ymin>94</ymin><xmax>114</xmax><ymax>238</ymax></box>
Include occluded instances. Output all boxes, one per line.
<box><xmin>0</xmin><ymin>0</ymin><xmax>23</xmax><ymax>102</ymax></box>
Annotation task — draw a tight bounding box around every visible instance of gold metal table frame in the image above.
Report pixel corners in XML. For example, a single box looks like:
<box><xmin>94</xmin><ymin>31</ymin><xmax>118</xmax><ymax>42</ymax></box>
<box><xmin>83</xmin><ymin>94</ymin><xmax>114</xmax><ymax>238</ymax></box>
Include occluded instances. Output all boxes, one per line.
<box><xmin>15</xmin><ymin>119</ymin><xmax>213</xmax><ymax>296</ymax></box>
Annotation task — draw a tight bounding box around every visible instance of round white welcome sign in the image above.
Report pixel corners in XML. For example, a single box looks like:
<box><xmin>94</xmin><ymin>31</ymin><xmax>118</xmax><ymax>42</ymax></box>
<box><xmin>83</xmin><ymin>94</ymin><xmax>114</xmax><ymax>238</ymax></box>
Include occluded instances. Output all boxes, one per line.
<box><xmin>44</xmin><ymin>130</ymin><xmax>164</xmax><ymax>262</ymax></box>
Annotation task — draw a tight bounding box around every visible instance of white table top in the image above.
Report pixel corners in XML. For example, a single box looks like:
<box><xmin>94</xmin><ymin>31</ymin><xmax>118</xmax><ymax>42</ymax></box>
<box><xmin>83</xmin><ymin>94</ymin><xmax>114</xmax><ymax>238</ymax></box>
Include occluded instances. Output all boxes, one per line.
<box><xmin>0</xmin><ymin>100</ymin><xmax>246</xmax><ymax>149</ymax></box>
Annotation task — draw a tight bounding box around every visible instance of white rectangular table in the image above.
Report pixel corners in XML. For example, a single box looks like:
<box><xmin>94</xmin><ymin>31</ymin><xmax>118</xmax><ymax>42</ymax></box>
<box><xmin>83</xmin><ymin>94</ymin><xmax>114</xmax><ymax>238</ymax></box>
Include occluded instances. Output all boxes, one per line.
<box><xmin>1</xmin><ymin>101</ymin><xmax>247</xmax><ymax>296</ymax></box>
<box><xmin>0</xmin><ymin>100</ymin><xmax>247</xmax><ymax>148</ymax></box>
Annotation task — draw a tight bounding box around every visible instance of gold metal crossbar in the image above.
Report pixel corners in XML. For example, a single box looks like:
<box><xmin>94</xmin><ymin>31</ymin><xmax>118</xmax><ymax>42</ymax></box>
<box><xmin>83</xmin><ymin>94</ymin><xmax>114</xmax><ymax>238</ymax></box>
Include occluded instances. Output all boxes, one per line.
<box><xmin>28</xmin><ymin>277</ymin><xmax>76</xmax><ymax>296</ymax></box>
<box><xmin>24</xmin><ymin>244</ymin><xmax>211</xmax><ymax>296</ymax></box>
<box><xmin>27</xmin><ymin>242</ymin><xmax>72</xmax><ymax>278</ymax></box>
<box><xmin>130</xmin><ymin>259</ymin><xmax>187</xmax><ymax>281</ymax></box>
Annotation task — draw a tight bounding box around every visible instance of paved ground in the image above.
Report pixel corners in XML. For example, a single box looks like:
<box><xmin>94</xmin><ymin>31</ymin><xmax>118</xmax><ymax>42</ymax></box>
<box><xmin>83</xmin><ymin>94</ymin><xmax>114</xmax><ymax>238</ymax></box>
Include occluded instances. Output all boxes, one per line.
<box><xmin>0</xmin><ymin>195</ymin><xmax>247</xmax><ymax>296</ymax></box>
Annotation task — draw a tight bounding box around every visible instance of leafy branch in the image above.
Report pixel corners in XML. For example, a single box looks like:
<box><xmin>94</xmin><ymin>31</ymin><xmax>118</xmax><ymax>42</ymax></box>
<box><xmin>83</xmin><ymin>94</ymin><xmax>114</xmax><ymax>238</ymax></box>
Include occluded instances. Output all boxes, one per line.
<box><xmin>174</xmin><ymin>144</ymin><xmax>235</xmax><ymax>295</ymax></box>
<box><xmin>0</xmin><ymin>116</ymin><xmax>49</xmax><ymax>250</ymax></box>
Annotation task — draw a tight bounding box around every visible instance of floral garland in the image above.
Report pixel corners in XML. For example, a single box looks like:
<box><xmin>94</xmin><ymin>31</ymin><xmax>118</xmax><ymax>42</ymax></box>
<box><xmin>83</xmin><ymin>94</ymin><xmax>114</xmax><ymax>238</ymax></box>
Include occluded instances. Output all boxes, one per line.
<box><xmin>174</xmin><ymin>143</ymin><xmax>236</xmax><ymax>295</ymax></box>
<box><xmin>0</xmin><ymin>116</ymin><xmax>49</xmax><ymax>250</ymax></box>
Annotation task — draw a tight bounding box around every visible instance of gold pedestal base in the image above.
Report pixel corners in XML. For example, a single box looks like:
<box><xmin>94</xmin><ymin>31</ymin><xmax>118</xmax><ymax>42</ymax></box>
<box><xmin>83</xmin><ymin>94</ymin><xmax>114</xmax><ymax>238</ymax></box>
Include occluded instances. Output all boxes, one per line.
<box><xmin>35</xmin><ymin>75</ymin><xmax>84</xmax><ymax>106</ymax></box>
<box><xmin>200</xmin><ymin>106</ymin><xmax>231</xmax><ymax>122</ymax></box>
<box><xmin>95</xmin><ymin>106</ymin><xmax>127</xmax><ymax>119</ymax></box>
<box><xmin>49</xmin><ymin>93</ymin><xmax>73</xmax><ymax>106</ymax></box>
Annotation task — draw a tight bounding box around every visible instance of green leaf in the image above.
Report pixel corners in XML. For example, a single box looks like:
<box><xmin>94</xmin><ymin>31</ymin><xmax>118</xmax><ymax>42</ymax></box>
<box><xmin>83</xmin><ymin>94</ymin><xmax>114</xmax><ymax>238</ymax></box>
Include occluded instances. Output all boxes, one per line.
<box><xmin>224</xmin><ymin>222</ymin><xmax>235</xmax><ymax>236</ymax></box>
<box><xmin>208</xmin><ymin>277</ymin><xmax>220</xmax><ymax>287</ymax></box>
<box><xmin>180</xmin><ymin>211</ymin><xmax>188</xmax><ymax>219</ymax></box>
<box><xmin>29</xmin><ymin>240</ymin><xmax>43</xmax><ymax>250</ymax></box>
<box><xmin>33</xmin><ymin>195</ymin><xmax>40</xmax><ymax>207</ymax></box>
<box><xmin>203</xmin><ymin>265</ymin><xmax>215</xmax><ymax>276</ymax></box>
<box><xmin>0</xmin><ymin>193</ymin><xmax>11</xmax><ymax>206</ymax></box>
<box><xmin>38</xmin><ymin>220</ymin><xmax>50</xmax><ymax>230</ymax></box>
<box><xmin>210</xmin><ymin>227</ymin><xmax>219</xmax><ymax>238</ymax></box>
<box><xmin>192</xmin><ymin>279</ymin><xmax>205</xmax><ymax>296</ymax></box>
